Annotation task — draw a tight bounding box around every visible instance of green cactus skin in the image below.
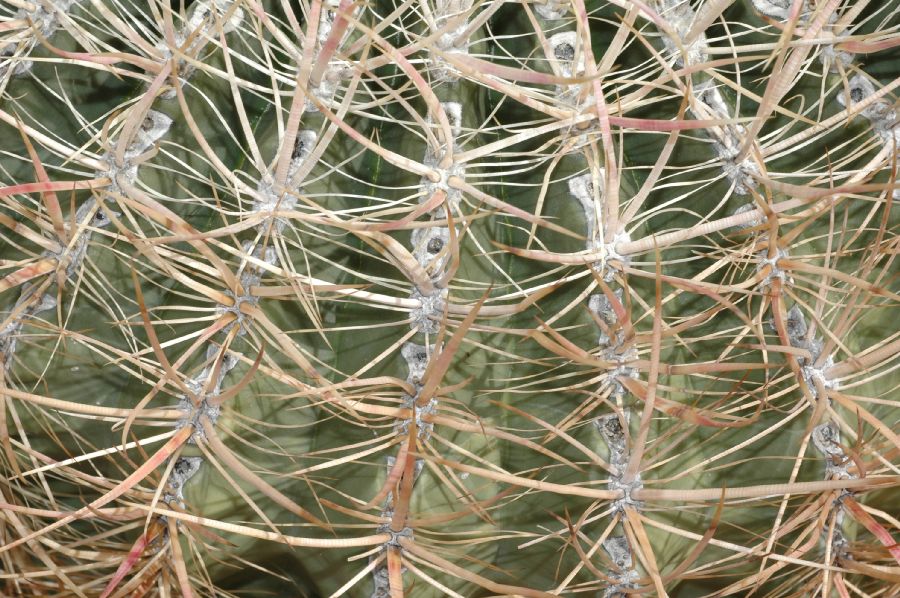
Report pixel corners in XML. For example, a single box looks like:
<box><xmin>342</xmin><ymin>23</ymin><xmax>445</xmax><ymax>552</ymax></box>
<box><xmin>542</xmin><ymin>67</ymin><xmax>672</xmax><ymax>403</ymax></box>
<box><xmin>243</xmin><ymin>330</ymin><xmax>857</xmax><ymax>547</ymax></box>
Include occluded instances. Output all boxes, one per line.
<box><xmin>0</xmin><ymin>1</ymin><xmax>898</xmax><ymax>597</ymax></box>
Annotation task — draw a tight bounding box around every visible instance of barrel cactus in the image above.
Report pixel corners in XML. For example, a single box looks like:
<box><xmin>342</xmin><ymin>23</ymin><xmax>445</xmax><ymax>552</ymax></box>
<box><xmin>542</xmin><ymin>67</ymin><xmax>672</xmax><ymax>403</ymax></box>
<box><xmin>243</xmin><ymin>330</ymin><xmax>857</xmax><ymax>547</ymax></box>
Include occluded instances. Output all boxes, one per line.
<box><xmin>1</xmin><ymin>0</ymin><xmax>897</xmax><ymax>596</ymax></box>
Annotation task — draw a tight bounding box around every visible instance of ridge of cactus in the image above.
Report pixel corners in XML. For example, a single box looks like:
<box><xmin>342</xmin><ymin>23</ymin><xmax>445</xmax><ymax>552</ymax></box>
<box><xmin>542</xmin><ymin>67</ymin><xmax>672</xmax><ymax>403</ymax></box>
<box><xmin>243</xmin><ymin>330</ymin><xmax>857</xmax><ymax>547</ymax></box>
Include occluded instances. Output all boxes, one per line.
<box><xmin>0</xmin><ymin>0</ymin><xmax>898</xmax><ymax>596</ymax></box>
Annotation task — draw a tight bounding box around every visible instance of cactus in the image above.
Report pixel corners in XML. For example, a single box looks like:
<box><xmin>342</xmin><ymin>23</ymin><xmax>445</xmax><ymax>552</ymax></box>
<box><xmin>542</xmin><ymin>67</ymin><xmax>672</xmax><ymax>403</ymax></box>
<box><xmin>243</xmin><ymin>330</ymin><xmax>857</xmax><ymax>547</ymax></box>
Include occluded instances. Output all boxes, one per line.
<box><xmin>1</xmin><ymin>0</ymin><xmax>898</xmax><ymax>596</ymax></box>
